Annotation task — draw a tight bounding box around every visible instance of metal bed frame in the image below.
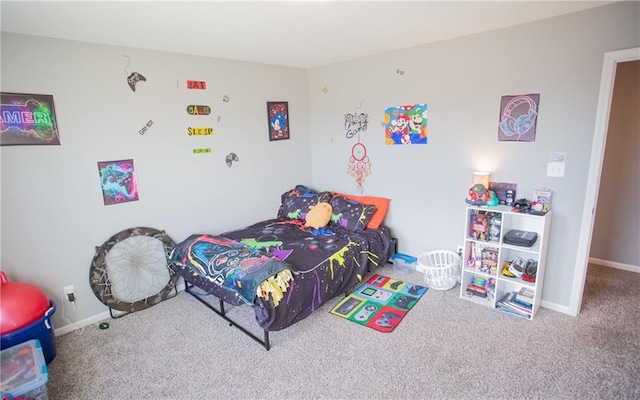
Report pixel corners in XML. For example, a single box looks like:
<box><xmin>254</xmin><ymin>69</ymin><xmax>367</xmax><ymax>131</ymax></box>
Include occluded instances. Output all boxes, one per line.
<box><xmin>184</xmin><ymin>280</ymin><xmax>271</xmax><ymax>350</ymax></box>
<box><xmin>181</xmin><ymin>236</ymin><xmax>398</xmax><ymax>351</ymax></box>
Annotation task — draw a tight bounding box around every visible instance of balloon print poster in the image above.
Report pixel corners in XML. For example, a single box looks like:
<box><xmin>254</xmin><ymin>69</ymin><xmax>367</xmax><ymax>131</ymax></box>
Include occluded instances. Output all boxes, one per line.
<box><xmin>384</xmin><ymin>104</ymin><xmax>428</xmax><ymax>145</ymax></box>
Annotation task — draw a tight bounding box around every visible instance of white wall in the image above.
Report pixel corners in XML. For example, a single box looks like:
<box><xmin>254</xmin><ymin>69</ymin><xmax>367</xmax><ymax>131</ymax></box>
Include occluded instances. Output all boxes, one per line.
<box><xmin>308</xmin><ymin>2</ymin><xmax>640</xmax><ymax>308</ymax></box>
<box><xmin>0</xmin><ymin>34</ymin><xmax>311</xmax><ymax>329</ymax></box>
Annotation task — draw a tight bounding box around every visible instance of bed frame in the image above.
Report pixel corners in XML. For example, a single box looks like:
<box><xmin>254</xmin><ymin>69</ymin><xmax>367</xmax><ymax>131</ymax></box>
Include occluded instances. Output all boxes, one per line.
<box><xmin>182</xmin><ymin>236</ymin><xmax>398</xmax><ymax>351</ymax></box>
<box><xmin>184</xmin><ymin>280</ymin><xmax>272</xmax><ymax>350</ymax></box>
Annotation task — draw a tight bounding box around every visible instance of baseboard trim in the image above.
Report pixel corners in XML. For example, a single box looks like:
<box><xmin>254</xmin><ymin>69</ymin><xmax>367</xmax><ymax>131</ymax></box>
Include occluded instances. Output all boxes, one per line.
<box><xmin>589</xmin><ymin>257</ymin><xmax>640</xmax><ymax>273</ymax></box>
<box><xmin>540</xmin><ymin>300</ymin><xmax>574</xmax><ymax>316</ymax></box>
<box><xmin>54</xmin><ymin>311</ymin><xmax>111</xmax><ymax>336</ymax></box>
<box><xmin>54</xmin><ymin>281</ymin><xmax>186</xmax><ymax>336</ymax></box>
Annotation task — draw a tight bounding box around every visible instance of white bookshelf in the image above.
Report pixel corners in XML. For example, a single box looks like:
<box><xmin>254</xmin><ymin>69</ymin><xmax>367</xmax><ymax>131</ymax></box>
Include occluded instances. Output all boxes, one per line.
<box><xmin>460</xmin><ymin>205</ymin><xmax>552</xmax><ymax>319</ymax></box>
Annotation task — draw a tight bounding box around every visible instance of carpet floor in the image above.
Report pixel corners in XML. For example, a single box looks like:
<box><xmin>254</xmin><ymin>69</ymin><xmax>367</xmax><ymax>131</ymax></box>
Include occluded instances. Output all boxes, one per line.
<box><xmin>46</xmin><ymin>263</ymin><xmax>640</xmax><ymax>399</ymax></box>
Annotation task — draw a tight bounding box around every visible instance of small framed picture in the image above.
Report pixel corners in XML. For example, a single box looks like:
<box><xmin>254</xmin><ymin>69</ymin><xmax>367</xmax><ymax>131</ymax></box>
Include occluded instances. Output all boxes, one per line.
<box><xmin>267</xmin><ymin>101</ymin><xmax>290</xmax><ymax>141</ymax></box>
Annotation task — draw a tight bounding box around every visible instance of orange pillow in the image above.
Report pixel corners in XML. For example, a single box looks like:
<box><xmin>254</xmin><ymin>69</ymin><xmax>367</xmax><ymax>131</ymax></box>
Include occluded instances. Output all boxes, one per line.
<box><xmin>339</xmin><ymin>194</ymin><xmax>391</xmax><ymax>229</ymax></box>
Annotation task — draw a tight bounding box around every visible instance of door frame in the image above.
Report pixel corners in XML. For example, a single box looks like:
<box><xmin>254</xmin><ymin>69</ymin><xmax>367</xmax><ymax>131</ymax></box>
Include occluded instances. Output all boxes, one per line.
<box><xmin>569</xmin><ymin>47</ymin><xmax>640</xmax><ymax>316</ymax></box>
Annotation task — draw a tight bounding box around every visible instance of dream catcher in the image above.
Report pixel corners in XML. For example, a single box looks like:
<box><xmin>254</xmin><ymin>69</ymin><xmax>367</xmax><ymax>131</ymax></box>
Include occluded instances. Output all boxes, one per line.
<box><xmin>348</xmin><ymin>138</ymin><xmax>371</xmax><ymax>194</ymax></box>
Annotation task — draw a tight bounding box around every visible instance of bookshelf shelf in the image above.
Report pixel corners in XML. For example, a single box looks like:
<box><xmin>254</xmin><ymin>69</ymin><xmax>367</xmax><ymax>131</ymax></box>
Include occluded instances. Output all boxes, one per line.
<box><xmin>460</xmin><ymin>205</ymin><xmax>552</xmax><ymax>320</ymax></box>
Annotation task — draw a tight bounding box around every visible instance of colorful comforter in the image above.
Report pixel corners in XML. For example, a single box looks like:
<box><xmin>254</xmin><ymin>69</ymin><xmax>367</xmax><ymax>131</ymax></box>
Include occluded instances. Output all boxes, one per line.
<box><xmin>171</xmin><ymin>218</ymin><xmax>393</xmax><ymax>331</ymax></box>
<box><xmin>169</xmin><ymin>234</ymin><xmax>293</xmax><ymax>305</ymax></box>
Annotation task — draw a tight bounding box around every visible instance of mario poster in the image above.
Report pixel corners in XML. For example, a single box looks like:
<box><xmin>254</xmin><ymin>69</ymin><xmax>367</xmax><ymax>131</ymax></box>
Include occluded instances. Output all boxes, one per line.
<box><xmin>384</xmin><ymin>103</ymin><xmax>428</xmax><ymax>145</ymax></box>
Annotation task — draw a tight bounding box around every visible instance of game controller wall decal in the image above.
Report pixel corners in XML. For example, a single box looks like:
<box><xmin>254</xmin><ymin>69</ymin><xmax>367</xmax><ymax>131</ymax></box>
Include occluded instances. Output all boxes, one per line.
<box><xmin>225</xmin><ymin>152</ymin><xmax>239</xmax><ymax>167</ymax></box>
<box><xmin>123</xmin><ymin>55</ymin><xmax>146</xmax><ymax>92</ymax></box>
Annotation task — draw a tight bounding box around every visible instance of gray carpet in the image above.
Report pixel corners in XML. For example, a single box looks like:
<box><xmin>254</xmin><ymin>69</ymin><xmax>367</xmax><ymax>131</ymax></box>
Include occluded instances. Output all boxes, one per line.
<box><xmin>46</xmin><ymin>264</ymin><xmax>640</xmax><ymax>399</ymax></box>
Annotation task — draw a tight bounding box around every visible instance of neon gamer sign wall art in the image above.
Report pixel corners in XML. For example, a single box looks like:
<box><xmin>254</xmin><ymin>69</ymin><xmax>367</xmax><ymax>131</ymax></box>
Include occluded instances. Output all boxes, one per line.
<box><xmin>0</xmin><ymin>92</ymin><xmax>61</xmax><ymax>146</ymax></box>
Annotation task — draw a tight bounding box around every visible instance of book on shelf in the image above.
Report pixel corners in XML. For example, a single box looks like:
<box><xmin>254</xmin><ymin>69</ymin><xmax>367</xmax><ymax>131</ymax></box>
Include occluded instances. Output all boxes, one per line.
<box><xmin>514</xmin><ymin>287</ymin><xmax>534</xmax><ymax>308</ymax></box>
<box><xmin>497</xmin><ymin>292</ymin><xmax>532</xmax><ymax>318</ymax></box>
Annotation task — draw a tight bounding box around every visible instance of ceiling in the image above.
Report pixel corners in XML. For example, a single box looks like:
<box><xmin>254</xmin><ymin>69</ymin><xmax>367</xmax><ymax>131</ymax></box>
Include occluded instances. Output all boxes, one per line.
<box><xmin>1</xmin><ymin>1</ymin><xmax>613</xmax><ymax>68</ymax></box>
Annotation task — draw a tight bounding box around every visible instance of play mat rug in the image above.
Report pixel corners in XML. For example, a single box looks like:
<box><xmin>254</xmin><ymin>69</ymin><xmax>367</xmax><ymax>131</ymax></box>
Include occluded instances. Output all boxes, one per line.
<box><xmin>330</xmin><ymin>274</ymin><xmax>428</xmax><ymax>332</ymax></box>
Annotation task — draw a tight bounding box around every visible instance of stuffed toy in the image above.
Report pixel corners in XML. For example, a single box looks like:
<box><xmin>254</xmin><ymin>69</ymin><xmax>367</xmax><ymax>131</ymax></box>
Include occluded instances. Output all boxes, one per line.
<box><xmin>305</xmin><ymin>202</ymin><xmax>333</xmax><ymax>229</ymax></box>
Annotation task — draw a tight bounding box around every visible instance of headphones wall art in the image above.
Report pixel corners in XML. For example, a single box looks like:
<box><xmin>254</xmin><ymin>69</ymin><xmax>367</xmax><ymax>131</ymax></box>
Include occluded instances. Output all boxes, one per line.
<box><xmin>498</xmin><ymin>94</ymin><xmax>540</xmax><ymax>142</ymax></box>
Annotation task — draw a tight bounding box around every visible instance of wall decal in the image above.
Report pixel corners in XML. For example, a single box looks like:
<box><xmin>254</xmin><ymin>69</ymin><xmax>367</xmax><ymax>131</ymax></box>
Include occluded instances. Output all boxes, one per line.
<box><xmin>348</xmin><ymin>140</ymin><xmax>371</xmax><ymax>194</ymax></box>
<box><xmin>0</xmin><ymin>92</ymin><xmax>61</xmax><ymax>146</ymax></box>
<box><xmin>186</xmin><ymin>80</ymin><xmax>206</xmax><ymax>90</ymax></box>
<box><xmin>97</xmin><ymin>159</ymin><xmax>139</xmax><ymax>206</ymax></box>
<box><xmin>225</xmin><ymin>152</ymin><xmax>239</xmax><ymax>167</ymax></box>
<box><xmin>186</xmin><ymin>105</ymin><xmax>211</xmax><ymax>115</ymax></box>
<box><xmin>187</xmin><ymin>127</ymin><xmax>214</xmax><ymax>136</ymax></box>
<box><xmin>384</xmin><ymin>103</ymin><xmax>428</xmax><ymax>145</ymax></box>
<box><xmin>138</xmin><ymin>119</ymin><xmax>154</xmax><ymax>136</ymax></box>
<box><xmin>396</xmin><ymin>69</ymin><xmax>405</xmax><ymax>76</ymax></box>
<box><xmin>193</xmin><ymin>148</ymin><xmax>212</xmax><ymax>154</ymax></box>
<box><xmin>345</xmin><ymin>112</ymin><xmax>368</xmax><ymax>139</ymax></box>
<box><xmin>217</xmin><ymin>116</ymin><xmax>222</xmax><ymax>123</ymax></box>
<box><xmin>222</xmin><ymin>95</ymin><xmax>230</xmax><ymax>103</ymax></box>
<box><xmin>123</xmin><ymin>56</ymin><xmax>146</xmax><ymax>92</ymax></box>
<box><xmin>322</xmin><ymin>86</ymin><xmax>328</xmax><ymax>94</ymax></box>
<box><xmin>498</xmin><ymin>94</ymin><xmax>539</xmax><ymax>142</ymax></box>
<box><xmin>267</xmin><ymin>101</ymin><xmax>290</xmax><ymax>141</ymax></box>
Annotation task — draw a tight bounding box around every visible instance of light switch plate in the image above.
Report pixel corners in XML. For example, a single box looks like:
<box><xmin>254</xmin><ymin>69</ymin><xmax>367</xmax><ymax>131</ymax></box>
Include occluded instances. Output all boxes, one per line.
<box><xmin>547</xmin><ymin>162</ymin><xmax>565</xmax><ymax>177</ymax></box>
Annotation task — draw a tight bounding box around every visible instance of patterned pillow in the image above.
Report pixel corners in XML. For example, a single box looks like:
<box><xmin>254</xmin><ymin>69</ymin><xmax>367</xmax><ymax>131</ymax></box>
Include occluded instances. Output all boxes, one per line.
<box><xmin>278</xmin><ymin>189</ymin><xmax>333</xmax><ymax>221</ymax></box>
<box><xmin>329</xmin><ymin>195</ymin><xmax>377</xmax><ymax>232</ymax></box>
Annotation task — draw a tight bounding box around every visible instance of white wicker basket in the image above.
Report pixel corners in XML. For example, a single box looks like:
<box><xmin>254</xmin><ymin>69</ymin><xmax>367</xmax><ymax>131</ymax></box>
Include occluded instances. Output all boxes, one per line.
<box><xmin>417</xmin><ymin>250</ymin><xmax>461</xmax><ymax>290</ymax></box>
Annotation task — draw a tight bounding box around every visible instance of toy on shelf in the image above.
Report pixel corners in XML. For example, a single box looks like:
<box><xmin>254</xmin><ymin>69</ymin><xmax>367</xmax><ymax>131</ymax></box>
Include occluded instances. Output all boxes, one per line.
<box><xmin>465</xmin><ymin>184</ymin><xmax>490</xmax><ymax>206</ymax></box>
<box><xmin>532</xmin><ymin>189</ymin><xmax>552</xmax><ymax>214</ymax></box>
<box><xmin>486</xmin><ymin>191</ymin><xmax>499</xmax><ymax>207</ymax></box>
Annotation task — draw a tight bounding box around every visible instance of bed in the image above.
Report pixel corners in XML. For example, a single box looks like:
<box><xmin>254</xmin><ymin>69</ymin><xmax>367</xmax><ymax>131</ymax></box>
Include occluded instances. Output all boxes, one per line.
<box><xmin>169</xmin><ymin>187</ymin><xmax>395</xmax><ymax>349</ymax></box>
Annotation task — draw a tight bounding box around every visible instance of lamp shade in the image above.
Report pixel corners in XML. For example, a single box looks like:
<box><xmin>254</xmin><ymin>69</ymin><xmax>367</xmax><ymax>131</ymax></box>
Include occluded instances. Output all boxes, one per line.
<box><xmin>472</xmin><ymin>172</ymin><xmax>491</xmax><ymax>189</ymax></box>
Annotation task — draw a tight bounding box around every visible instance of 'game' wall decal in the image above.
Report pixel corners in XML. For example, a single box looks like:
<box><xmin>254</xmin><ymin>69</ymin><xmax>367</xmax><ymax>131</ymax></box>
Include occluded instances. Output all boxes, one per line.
<box><xmin>193</xmin><ymin>148</ymin><xmax>211</xmax><ymax>154</ymax></box>
<box><xmin>186</xmin><ymin>105</ymin><xmax>211</xmax><ymax>115</ymax></box>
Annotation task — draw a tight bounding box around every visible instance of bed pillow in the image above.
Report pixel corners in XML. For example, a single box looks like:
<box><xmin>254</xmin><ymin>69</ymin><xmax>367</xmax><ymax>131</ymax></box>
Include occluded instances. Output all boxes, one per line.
<box><xmin>329</xmin><ymin>195</ymin><xmax>377</xmax><ymax>232</ymax></box>
<box><xmin>278</xmin><ymin>189</ymin><xmax>333</xmax><ymax>221</ymax></box>
<box><xmin>339</xmin><ymin>194</ymin><xmax>391</xmax><ymax>230</ymax></box>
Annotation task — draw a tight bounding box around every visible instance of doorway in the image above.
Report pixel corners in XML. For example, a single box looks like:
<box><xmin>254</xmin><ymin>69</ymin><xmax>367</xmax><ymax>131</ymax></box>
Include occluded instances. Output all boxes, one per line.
<box><xmin>570</xmin><ymin>47</ymin><xmax>640</xmax><ymax>316</ymax></box>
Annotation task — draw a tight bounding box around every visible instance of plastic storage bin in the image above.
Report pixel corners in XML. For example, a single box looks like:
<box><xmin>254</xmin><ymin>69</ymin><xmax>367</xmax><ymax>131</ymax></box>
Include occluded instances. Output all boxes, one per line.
<box><xmin>0</xmin><ymin>301</ymin><xmax>57</xmax><ymax>366</ymax></box>
<box><xmin>417</xmin><ymin>250</ymin><xmax>461</xmax><ymax>290</ymax></box>
<box><xmin>1</xmin><ymin>339</ymin><xmax>49</xmax><ymax>400</ymax></box>
<box><xmin>391</xmin><ymin>253</ymin><xmax>417</xmax><ymax>274</ymax></box>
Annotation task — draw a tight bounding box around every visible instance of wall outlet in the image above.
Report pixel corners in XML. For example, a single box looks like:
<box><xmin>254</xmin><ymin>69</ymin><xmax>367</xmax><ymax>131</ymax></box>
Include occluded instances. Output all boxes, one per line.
<box><xmin>63</xmin><ymin>285</ymin><xmax>75</xmax><ymax>302</ymax></box>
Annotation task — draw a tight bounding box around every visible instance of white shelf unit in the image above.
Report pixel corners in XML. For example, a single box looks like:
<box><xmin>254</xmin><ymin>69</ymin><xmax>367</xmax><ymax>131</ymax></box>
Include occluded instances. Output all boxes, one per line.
<box><xmin>460</xmin><ymin>205</ymin><xmax>552</xmax><ymax>320</ymax></box>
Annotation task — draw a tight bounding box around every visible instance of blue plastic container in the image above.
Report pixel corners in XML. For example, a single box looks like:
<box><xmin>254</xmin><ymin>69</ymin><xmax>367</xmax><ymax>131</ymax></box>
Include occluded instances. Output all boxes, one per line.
<box><xmin>391</xmin><ymin>253</ymin><xmax>417</xmax><ymax>274</ymax></box>
<box><xmin>0</xmin><ymin>301</ymin><xmax>57</xmax><ymax>365</ymax></box>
